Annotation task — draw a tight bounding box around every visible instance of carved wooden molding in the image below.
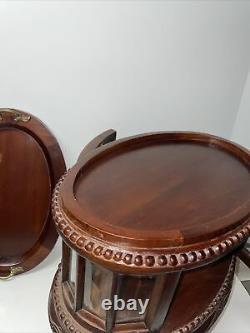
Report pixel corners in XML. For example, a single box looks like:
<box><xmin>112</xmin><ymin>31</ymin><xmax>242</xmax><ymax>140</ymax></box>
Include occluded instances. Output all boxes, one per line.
<box><xmin>49</xmin><ymin>257</ymin><xmax>235</xmax><ymax>333</ymax></box>
<box><xmin>49</xmin><ymin>264</ymin><xmax>101</xmax><ymax>333</ymax></box>
<box><xmin>49</xmin><ymin>318</ymin><xmax>64</xmax><ymax>333</ymax></box>
<box><xmin>52</xmin><ymin>174</ymin><xmax>249</xmax><ymax>273</ymax></box>
<box><xmin>172</xmin><ymin>256</ymin><xmax>235</xmax><ymax>333</ymax></box>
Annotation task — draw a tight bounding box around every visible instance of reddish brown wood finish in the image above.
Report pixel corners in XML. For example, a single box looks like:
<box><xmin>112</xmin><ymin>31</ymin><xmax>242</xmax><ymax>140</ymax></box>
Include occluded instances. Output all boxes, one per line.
<box><xmin>78</xmin><ymin>129</ymin><xmax>117</xmax><ymax>163</ymax></box>
<box><xmin>49</xmin><ymin>130</ymin><xmax>249</xmax><ymax>333</ymax></box>
<box><xmin>49</xmin><ymin>255</ymin><xmax>235</xmax><ymax>333</ymax></box>
<box><xmin>0</xmin><ymin>108</ymin><xmax>66</xmax><ymax>277</ymax></box>
<box><xmin>62</xmin><ymin>241</ymin><xmax>71</xmax><ymax>283</ymax></box>
<box><xmin>55</xmin><ymin>132</ymin><xmax>250</xmax><ymax>274</ymax></box>
<box><xmin>75</xmin><ymin>139</ymin><xmax>249</xmax><ymax>240</ymax></box>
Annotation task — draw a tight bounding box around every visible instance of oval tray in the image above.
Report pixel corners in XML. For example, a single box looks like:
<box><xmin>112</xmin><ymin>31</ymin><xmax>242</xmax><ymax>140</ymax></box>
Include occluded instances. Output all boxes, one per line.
<box><xmin>0</xmin><ymin>108</ymin><xmax>66</xmax><ymax>277</ymax></box>
<box><xmin>56</xmin><ymin>131</ymin><xmax>250</xmax><ymax>273</ymax></box>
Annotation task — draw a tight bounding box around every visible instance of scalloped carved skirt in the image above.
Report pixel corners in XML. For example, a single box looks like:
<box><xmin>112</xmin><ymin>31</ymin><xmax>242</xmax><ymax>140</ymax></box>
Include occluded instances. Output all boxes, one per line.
<box><xmin>48</xmin><ymin>254</ymin><xmax>235</xmax><ymax>333</ymax></box>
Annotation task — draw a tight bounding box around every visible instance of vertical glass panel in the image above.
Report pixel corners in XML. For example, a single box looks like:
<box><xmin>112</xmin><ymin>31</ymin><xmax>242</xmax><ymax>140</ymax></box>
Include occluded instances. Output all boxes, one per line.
<box><xmin>83</xmin><ymin>260</ymin><xmax>113</xmax><ymax>319</ymax></box>
<box><xmin>116</xmin><ymin>275</ymin><xmax>155</xmax><ymax>323</ymax></box>
<box><xmin>69</xmin><ymin>249</ymin><xmax>77</xmax><ymax>290</ymax></box>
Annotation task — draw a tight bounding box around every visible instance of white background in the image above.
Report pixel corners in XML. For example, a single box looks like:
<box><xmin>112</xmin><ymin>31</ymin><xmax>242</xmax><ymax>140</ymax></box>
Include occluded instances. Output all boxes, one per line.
<box><xmin>0</xmin><ymin>1</ymin><xmax>249</xmax><ymax>333</ymax></box>
<box><xmin>0</xmin><ymin>1</ymin><xmax>249</xmax><ymax>167</ymax></box>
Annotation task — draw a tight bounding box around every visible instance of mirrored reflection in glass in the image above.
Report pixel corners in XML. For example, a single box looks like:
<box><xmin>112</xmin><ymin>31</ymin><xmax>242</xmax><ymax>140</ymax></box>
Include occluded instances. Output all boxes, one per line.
<box><xmin>83</xmin><ymin>260</ymin><xmax>113</xmax><ymax>319</ymax></box>
<box><xmin>116</xmin><ymin>275</ymin><xmax>155</xmax><ymax>323</ymax></box>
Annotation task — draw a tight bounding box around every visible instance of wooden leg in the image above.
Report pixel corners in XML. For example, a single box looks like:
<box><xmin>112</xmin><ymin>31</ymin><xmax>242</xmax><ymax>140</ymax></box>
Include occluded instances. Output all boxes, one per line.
<box><xmin>105</xmin><ymin>272</ymin><xmax>122</xmax><ymax>333</ymax></box>
<box><xmin>74</xmin><ymin>255</ymin><xmax>86</xmax><ymax>311</ymax></box>
<box><xmin>145</xmin><ymin>271</ymin><xmax>181</xmax><ymax>332</ymax></box>
<box><xmin>62</xmin><ymin>241</ymin><xmax>71</xmax><ymax>283</ymax></box>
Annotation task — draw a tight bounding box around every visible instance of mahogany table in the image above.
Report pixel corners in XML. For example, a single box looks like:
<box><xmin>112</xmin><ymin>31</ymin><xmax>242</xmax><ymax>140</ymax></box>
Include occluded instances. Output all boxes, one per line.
<box><xmin>49</xmin><ymin>131</ymin><xmax>250</xmax><ymax>333</ymax></box>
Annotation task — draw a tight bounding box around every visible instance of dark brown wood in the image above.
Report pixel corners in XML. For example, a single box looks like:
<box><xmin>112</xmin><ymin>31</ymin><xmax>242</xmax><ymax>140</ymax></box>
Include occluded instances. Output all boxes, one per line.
<box><xmin>78</xmin><ymin>129</ymin><xmax>117</xmax><ymax>163</ymax></box>
<box><xmin>62</xmin><ymin>241</ymin><xmax>71</xmax><ymax>283</ymax></box>
<box><xmin>0</xmin><ymin>108</ymin><xmax>66</xmax><ymax>278</ymax></box>
<box><xmin>74</xmin><ymin>255</ymin><xmax>86</xmax><ymax>311</ymax></box>
<box><xmin>161</xmin><ymin>256</ymin><xmax>235</xmax><ymax>333</ymax></box>
<box><xmin>145</xmin><ymin>271</ymin><xmax>181</xmax><ymax>332</ymax></box>
<box><xmin>49</xmin><ymin>255</ymin><xmax>235</xmax><ymax>333</ymax></box>
<box><xmin>49</xmin><ymin>130</ymin><xmax>249</xmax><ymax>333</ymax></box>
<box><xmin>55</xmin><ymin>131</ymin><xmax>250</xmax><ymax>274</ymax></box>
<box><xmin>74</xmin><ymin>134</ymin><xmax>250</xmax><ymax>243</ymax></box>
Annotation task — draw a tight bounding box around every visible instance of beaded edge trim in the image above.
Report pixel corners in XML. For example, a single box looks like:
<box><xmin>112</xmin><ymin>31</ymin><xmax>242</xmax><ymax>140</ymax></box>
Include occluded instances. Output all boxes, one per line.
<box><xmin>52</xmin><ymin>174</ymin><xmax>249</xmax><ymax>272</ymax></box>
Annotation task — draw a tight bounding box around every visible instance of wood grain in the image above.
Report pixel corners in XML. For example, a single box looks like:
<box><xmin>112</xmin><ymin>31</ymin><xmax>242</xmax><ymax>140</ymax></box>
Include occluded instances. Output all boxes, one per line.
<box><xmin>49</xmin><ymin>130</ymin><xmax>249</xmax><ymax>332</ymax></box>
<box><xmin>0</xmin><ymin>108</ymin><xmax>66</xmax><ymax>276</ymax></box>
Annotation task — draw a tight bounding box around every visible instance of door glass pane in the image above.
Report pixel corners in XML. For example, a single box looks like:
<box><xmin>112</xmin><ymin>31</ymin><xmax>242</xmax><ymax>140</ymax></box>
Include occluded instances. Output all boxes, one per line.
<box><xmin>83</xmin><ymin>260</ymin><xmax>113</xmax><ymax>319</ymax></box>
<box><xmin>116</xmin><ymin>275</ymin><xmax>155</xmax><ymax>323</ymax></box>
<box><xmin>69</xmin><ymin>250</ymin><xmax>77</xmax><ymax>290</ymax></box>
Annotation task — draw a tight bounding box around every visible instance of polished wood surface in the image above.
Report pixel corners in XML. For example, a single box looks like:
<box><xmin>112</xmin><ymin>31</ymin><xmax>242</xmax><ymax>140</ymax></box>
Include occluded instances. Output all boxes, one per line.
<box><xmin>161</xmin><ymin>255</ymin><xmax>234</xmax><ymax>332</ymax></box>
<box><xmin>49</xmin><ymin>130</ymin><xmax>249</xmax><ymax>333</ymax></box>
<box><xmin>0</xmin><ymin>128</ymin><xmax>50</xmax><ymax>260</ymax></box>
<box><xmin>78</xmin><ymin>129</ymin><xmax>117</xmax><ymax>163</ymax></box>
<box><xmin>56</xmin><ymin>132</ymin><xmax>250</xmax><ymax>273</ymax></box>
<box><xmin>75</xmin><ymin>139</ymin><xmax>249</xmax><ymax>239</ymax></box>
<box><xmin>0</xmin><ymin>108</ymin><xmax>66</xmax><ymax>276</ymax></box>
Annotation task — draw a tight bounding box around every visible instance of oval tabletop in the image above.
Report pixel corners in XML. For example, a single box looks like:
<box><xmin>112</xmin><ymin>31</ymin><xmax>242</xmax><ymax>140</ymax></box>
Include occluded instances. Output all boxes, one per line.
<box><xmin>0</xmin><ymin>109</ymin><xmax>66</xmax><ymax>277</ymax></box>
<box><xmin>55</xmin><ymin>132</ymin><xmax>250</xmax><ymax>273</ymax></box>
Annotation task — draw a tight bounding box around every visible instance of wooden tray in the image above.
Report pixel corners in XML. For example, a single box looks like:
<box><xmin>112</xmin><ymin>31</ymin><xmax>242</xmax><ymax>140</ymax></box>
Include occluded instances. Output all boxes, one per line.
<box><xmin>49</xmin><ymin>130</ymin><xmax>249</xmax><ymax>333</ymax></box>
<box><xmin>58</xmin><ymin>131</ymin><xmax>250</xmax><ymax>273</ymax></box>
<box><xmin>0</xmin><ymin>108</ymin><xmax>66</xmax><ymax>278</ymax></box>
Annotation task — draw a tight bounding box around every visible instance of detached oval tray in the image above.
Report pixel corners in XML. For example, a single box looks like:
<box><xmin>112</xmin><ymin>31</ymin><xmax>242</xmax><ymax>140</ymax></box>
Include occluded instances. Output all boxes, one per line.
<box><xmin>0</xmin><ymin>109</ymin><xmax>66</xmax><ymax>278</ymax></box>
